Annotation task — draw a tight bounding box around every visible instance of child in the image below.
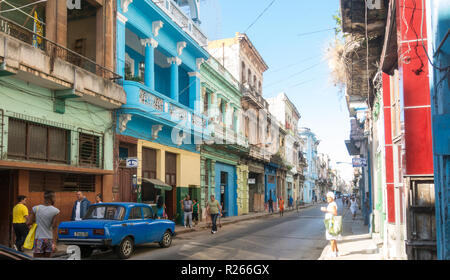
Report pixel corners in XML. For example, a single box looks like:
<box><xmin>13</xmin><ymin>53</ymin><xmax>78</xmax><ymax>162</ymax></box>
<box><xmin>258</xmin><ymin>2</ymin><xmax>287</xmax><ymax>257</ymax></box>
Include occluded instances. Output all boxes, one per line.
<box><xmin>192</xmin><ymin>199</ymin><xmax>199</xmax><ymax>226</ymax></box>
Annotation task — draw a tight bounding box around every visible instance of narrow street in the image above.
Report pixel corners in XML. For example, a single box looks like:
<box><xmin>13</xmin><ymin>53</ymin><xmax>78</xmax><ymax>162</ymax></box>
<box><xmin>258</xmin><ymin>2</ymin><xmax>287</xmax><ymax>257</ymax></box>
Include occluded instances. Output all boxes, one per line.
<box><xmin>89</xmin><ymin>205</ymin><xmax>328</xmax><ymax>260</ymax></box>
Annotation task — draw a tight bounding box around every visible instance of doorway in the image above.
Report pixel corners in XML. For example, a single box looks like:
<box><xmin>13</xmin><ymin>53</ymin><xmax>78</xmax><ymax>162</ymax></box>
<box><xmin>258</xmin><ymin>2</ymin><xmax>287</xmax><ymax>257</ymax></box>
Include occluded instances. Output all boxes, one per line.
<box><xmin>0</xmin><ymin>170</ymin><xmax>14</xmax><ymax>246</ymax></box>
<box><xmin>165</xmin><ymin>152</ymin><xmax>177</xmax><ymax>220</ymax></box>
<box><xmin>220</xmin><ymin>171</ymin><xmax>228</xmax><ymax>216</ymax></box>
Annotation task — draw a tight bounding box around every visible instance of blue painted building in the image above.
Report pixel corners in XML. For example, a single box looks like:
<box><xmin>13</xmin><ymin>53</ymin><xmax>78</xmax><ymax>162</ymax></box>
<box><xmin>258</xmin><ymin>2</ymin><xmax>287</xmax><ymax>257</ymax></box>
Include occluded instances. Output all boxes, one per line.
<box><xmin>426</xmin><ymin>0</ymin><xmax>450</xmax><ymax>260</ymax></box>
<box><xmin>214</xmin><ymin>162</ymin><xmax>238</xmax><ymax>217</ymax></box>
<box><xmin>264</xmin><ymin>164</ymin><xmax>277</xmax><ymax>204</ymax></box>
<box><xmin>299</xmin><ymin>128</ymin><xmax>320</xmax><ymax>203</ymax></box>
<box><xmin>114</xmin><ymin>0</ymin><xmax>209</xmax><ymax>223</ymax></box>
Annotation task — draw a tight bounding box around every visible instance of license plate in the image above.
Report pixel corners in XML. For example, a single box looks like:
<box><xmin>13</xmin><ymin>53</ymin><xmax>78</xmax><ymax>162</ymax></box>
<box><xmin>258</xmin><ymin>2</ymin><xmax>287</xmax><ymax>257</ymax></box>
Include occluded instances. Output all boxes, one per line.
<box><xmin>74</xmin><ymin>232</ymin><xmax>88</xmax><ymax>237</ymax></box>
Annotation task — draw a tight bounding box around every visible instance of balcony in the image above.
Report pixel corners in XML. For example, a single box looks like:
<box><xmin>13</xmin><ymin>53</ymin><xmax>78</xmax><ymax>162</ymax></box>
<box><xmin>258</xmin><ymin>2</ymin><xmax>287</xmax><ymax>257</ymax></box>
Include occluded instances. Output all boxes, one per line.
<box><xmin>249</xmin><ymin>145</ymin><xmax>271</xmax><ymax>162</ymax></box>
<box><xmin>151</xmin><ymin>0</ymin><xmax>208</xmax><ymax>47</ymax></box>
<box><xmin>121</xmin><ymin>81</ymin><xmax>207</xmax><ymax>136</ymax></box>
<box><xmin>241</xmin><ymin>83</ymin><xmax>268</xmax><ymax>109</ymax></box>
<box><xmin>0</xmin><ymin>16</ymin><xmax>125</xmax><ymax>108</ymax></box>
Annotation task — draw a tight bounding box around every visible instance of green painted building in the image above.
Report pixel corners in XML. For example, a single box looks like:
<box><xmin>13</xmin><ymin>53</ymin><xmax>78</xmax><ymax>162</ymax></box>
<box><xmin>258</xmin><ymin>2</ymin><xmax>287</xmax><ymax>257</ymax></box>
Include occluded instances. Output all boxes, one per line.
<box><xmin>199</xmin><ymin>57</ymin><xmax>249</xmax><ymax>217</ymax></box>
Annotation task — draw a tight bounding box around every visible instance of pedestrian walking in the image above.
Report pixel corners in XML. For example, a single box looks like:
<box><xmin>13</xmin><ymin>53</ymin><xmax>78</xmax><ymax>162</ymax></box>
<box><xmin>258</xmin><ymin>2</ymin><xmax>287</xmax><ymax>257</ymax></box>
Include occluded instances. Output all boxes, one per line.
<box><xmin>192</xmin><ymin>199</ymin><xmax>199</xmax><ymax>226</ymax></box>
<box><xmin>288</xmin><ymin>196</ymin><xmax>293</xmax><ymax>210</ymax></box>
<box><xmin>12</xmin><ymin>195</ymin><xmax>29</xmax><ymax>252</ymax></box>
<box><xmin>180</xmin><ymin>195</ymin><xmax>193</xmax><ymax>228</ymax></box>
<box><xmin>268</xmin><ymin>197</ymin><xmax>274</xmax><ymax>214</ymax></box>
<box><xmin>28</xmin><ymin>191</ymin><xmax>60</xmax><ymax>258</ymax></box>
<box><xmin>206</xmin><ymin>195</ymin><xmax>222</xmax><ymax>234</ymax></box>
<box><xmin>71</xmin><ymin>191</ymin><xmax>91</xmax><ymax>221</ymax></box>
<box><xmin>321</xmin><ymin>192</ymin><xmax>342</xmax><ymax>258</ymax></box>
<box><xmin>156</xmin><ymin>196</ymin><xmax>166</xmax><ymax>219</ymax></box>
<box><xmin>350</xmin><ymin>197</ymin><xmax>358</xmax><ymax>220</ymax></box>
<box><xmin>278</xmin><ymin>197</ymin><xmax>284</xmax><ymax>217</ymax></box>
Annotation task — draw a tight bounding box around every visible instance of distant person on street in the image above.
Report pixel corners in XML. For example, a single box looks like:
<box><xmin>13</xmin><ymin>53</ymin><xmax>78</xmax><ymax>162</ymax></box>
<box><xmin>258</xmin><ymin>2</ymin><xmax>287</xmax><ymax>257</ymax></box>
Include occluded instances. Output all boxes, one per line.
<box><xmin>12</xmin><ymin>195</ymin><xmax>29</xmax><ymax>252</ymax></box>
<box><xmin>268</xmin><ymin>197</ymin><xmax>274</xmax><ymax>214</ymax></box>
<box><xmin>321</xmin><ymin>192</ymin><xmax>340</xmax><ymax>258</ymax></box>
<box><xmin>279</xmin><ymin>197</ymin><xmax>285</xmax><ymax>217</ymax></box>
<box><xmin>335</xmin><ymin>195</ymin><xmax>344</xmax><ymax>216</ymax></box>
<box><xmin>181</xmin><ymin>195</ymin><xmax>193</xmax><ymax>228</ymax></box>
<box><xmin>192</xmin><ymin>199</ymin><xmax>199</xmax><ymax>226</ymax></box>
<box><xmin>206</xmin><ymin>195</ymin><xmax>222</xmax><ymax>234</ymax></box>
<box><xmin>350</xmin><ymin>197</ymin><xmax>358</xmax><ymax>220</ymax></box>
<box><xmin>71</xmin><ymin>191</ymin><xmax>91</xmax><ymax>221</ymax></box>
<box><xmin>289</xmin><ymin>196</ymin><xmax>293</xmax><ymax>210</ymax></box>
<box><xmin>28</xmin><ymin>191</ymin><xmax>60</xmax><ymax>258</ymax></box>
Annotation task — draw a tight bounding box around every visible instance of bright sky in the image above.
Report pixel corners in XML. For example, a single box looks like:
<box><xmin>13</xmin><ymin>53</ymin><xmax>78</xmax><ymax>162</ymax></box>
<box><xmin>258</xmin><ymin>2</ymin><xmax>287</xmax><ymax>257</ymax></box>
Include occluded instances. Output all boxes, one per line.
<box><xmin>200</xmin><ymin>0</ymin><xmax>354</xmax><ymax>182</ymax></box>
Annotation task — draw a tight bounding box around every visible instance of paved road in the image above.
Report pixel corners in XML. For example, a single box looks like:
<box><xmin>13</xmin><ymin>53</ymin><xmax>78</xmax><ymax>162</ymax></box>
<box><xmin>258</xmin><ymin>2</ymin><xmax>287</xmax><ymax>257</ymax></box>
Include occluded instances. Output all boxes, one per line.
<box><xmin>90</xmin><ymin>204</ymin><xmax>329</xmax><ymax>260</ymax></box>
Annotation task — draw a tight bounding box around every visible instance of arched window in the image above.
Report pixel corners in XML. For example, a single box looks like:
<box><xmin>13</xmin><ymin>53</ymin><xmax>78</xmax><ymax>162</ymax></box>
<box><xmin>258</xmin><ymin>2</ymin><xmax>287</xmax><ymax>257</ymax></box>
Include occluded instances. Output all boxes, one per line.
<box><xmin>248</xmin><ymin>69</ymin><xmax>252</xmax><ymax>85</ymax></box>
<box><xmin>241</xmin><ymin>62</ymin><xmax>246</xmax><ymax>83</ymax></box>
<box><xmin>258</xmin><ymin>81</ymin><xmax>262</xmax><ymax>94</ymax></box>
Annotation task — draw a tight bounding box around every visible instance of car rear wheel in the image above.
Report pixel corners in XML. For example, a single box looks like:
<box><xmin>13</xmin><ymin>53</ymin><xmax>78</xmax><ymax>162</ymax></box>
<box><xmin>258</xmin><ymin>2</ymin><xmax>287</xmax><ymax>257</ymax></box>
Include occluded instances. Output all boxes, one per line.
<box><xmin>159</xmin><ymin>230</ymin><xmax>172</xmax><ymax>248</ymax></box>
<box><xmin>116</xmin><ymin>237</ymin><xmax>134</xmax><ymax>259</ymax></box>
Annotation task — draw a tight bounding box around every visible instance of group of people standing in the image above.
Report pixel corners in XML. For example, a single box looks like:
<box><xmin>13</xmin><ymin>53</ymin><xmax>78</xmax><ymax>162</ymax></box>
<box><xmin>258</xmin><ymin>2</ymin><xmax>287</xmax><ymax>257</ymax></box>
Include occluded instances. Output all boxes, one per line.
<box><xmin>12</xmin><ymin>191</ymin><xmax>102</xmax><ymax>258</ymax></box>
<box><xmin>267</xmin><ymin>196</ymin><xmax>288</xmax><ymax>216</ymax></box>
<box><xmin>180</xmin><ymin>194</ymin><xmax>222</xmax><ymax>234</ymax></box>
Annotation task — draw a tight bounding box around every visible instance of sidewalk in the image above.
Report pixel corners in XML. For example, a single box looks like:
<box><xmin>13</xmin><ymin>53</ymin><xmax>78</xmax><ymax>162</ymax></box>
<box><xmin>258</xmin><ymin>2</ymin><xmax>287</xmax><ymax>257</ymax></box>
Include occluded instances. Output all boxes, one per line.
<box><xmin>318</xmin><ymin>207</ymin><xmax>382</xmax><ymax>260</ymax></box>
<box><xmin>175</xmin><ymin>204</ymin><xmax>315</xmax><ymax>235</ymax></box>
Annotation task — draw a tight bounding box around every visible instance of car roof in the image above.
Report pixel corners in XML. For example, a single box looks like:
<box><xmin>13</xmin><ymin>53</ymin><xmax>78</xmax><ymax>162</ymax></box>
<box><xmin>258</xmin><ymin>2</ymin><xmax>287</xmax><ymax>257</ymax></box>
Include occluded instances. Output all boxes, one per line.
<box><xmin>90</xmin><ymin>202</ymin><xmax>151</xmax><ymax>208</ymax></box>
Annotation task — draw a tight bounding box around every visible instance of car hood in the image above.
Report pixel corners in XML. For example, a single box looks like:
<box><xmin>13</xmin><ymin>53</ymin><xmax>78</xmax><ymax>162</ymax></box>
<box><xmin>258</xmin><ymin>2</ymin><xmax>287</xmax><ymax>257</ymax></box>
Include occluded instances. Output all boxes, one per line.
<box><xmin>58</xmin><ymin>220</ymin><xmax>121</xmax><ymax>229</ymax></box>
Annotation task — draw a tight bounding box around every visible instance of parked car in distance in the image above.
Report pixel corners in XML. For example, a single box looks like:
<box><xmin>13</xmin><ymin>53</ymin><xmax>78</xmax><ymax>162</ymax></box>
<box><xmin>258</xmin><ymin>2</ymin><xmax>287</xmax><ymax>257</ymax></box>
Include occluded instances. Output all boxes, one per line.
<box><xmin>57</xmin><ymin>203</ymin><xmax>176</xmax><ymax>259</ymax></box>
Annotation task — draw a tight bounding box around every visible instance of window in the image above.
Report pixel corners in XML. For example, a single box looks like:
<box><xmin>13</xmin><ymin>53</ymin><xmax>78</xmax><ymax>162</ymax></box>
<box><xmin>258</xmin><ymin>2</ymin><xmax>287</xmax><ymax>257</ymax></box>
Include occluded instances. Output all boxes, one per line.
<box><xmin>203</xmin><ymin>91</ymin><xmax>209</xmax><ymax>115</ymax></box>
<box><xmin>8</xmin><ymin>118</ymin><xmax>69</xmax><ymax>164</ymax></box>
<box><xmin>29</xmin><ymin>171</ymin><xmax>95</xmax><ymax>192</ymax></box>
<box><xmin>129</xmin><ymin>207</ymin><xmax>143</xmax><ymax>220</ymax></box>
<box><xmin>143</xmin><ymin>207</ymin><xmax>153</xmax><ymax>219</ymax></box>
<box><xmin>85</xmin><ymin>205</ymin><xmax>125</xmax><ymax>220</ymax></box>
<box><xmin>79</xmin><ymin>132</ymin><xmax>101</xmax><ymax>168</ymax></box>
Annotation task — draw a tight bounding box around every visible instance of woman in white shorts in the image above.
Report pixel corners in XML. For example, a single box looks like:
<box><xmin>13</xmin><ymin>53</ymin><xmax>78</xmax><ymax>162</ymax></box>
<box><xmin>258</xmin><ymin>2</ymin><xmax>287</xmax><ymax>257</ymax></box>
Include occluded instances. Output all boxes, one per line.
<box><xmin>350</xmin><ymin>197</ymin><xmax>358</xmax><ymax>220</ymax></box>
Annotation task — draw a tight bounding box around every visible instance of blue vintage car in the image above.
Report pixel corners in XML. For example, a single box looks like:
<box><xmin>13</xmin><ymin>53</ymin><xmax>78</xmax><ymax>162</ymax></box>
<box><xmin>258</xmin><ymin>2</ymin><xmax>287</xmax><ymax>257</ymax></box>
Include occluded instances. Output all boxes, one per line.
<box><xmin>58</xmin><ymin>203</ymin><xmax>175</xmax><ymax>259</ymax></box>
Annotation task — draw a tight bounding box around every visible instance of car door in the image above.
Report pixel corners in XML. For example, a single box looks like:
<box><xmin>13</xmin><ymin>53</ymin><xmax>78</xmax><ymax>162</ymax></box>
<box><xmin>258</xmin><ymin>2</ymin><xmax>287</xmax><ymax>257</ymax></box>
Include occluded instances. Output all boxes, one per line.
<box><xmin>142</xmin><ymin>206</ymin><xmax>159</xmax><ymax>242</ymax></box>
<box><xmin>127</xmin><ymin>207</ymin><xmax>146</xmax><ymax>244</ymax></box>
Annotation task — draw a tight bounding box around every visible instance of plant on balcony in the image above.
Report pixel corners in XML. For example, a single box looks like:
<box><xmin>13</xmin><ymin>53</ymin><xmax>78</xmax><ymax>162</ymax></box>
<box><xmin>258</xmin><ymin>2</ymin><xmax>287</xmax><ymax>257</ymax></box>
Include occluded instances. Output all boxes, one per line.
<box><xmin>125</xmin><ymin>65</ymin><xmax>143</xmax><ymax>83</ymax></box>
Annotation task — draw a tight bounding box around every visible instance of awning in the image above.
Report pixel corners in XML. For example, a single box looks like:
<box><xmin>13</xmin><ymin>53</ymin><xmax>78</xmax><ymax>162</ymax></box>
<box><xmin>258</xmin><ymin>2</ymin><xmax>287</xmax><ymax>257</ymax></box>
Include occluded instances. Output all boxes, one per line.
<box><xmin>141</xmin><ymin>178</ymin><xmax>173</xmax><ymax>191</ymax></box>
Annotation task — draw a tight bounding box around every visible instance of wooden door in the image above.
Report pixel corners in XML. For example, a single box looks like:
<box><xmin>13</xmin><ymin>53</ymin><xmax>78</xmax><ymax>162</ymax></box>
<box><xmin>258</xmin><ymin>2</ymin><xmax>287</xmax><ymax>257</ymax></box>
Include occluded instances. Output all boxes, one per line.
<box><xmin>165</xmin><ymin>152</ymin><xmax>177</xmax><ymax>220</ymax></box>
<box><xmin>119</xmin><ymin>167</ymin><xmax>136</xmax><ymax>202</ymax></box>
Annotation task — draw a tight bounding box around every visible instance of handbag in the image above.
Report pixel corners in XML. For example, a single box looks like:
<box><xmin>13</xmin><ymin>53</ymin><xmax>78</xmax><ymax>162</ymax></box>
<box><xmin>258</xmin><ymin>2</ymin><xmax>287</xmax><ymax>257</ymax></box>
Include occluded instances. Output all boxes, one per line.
<box><xmin>23</xmin><ymin>206</ymin><xmax>38</xmax><ymax>250</ymax></box>
<box><xmin>324</xmin><ymin>215</ymin><xmax>343</xmax><ymax>236</ymax></box>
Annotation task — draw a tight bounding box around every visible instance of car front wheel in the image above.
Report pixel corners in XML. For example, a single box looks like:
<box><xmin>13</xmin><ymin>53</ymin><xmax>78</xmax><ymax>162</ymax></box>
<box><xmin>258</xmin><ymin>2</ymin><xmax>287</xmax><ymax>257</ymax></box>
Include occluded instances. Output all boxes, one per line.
<box><xmin>116</xmin><ymin>237</ymin><xmax>134</xmax><ymax>259</ymax></box>
<box><xmin>159</xmin><ymin>230</ymin><xmax>172</xmax><ymax>248</ymax></box>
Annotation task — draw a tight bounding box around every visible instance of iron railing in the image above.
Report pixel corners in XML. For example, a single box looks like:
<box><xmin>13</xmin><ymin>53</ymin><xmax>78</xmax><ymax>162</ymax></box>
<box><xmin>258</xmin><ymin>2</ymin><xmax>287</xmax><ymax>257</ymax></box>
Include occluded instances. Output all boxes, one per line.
<box><xmin>0</xmin><ymin>15</ymin><xmax>122</xmax><ymax>81</ymax></box>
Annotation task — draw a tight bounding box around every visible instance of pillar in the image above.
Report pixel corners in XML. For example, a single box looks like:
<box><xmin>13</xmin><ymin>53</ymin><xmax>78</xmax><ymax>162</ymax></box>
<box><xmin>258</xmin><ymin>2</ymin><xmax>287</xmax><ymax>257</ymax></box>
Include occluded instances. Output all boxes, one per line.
<box><xmin>188</xmin><ymin>72</ymin><xmax>201</xmax><ymax>113</ymax></box>
<box><xmin>142</xmin><ymin>38</ymin><xmax>158</xmax><ymax>90</ymax></box>
<box><xmin>116</xmin><ymin>12</ymin><xmax>128</xmax><ymax>79</ymax></box>
<box><xmin>168</xmin><ymin>57</ymin><xmax>182</xmax><ymax>102</ymax></box>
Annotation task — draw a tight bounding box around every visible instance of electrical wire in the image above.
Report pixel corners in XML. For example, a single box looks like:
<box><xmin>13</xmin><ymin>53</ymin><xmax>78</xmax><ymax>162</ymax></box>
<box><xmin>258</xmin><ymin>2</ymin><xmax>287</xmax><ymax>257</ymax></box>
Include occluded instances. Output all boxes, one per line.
<box><xmin>264</xmin><ymin>61</ymin><xmax>325</xmax><ymax>88</ymax></box>
<box><xmin>0</xmin><ymin>0</ymin><xmax>47</xmax><ymax>25</ymax></box>
<box><xmin>298</xmin><ymin>28</ymin><xmax>336</xmax><ymax>37</ymax></box>
<box><xmin>244</xmin><ymin>0</ymin><xmax>276</xmax><ymax>33</ymax></box>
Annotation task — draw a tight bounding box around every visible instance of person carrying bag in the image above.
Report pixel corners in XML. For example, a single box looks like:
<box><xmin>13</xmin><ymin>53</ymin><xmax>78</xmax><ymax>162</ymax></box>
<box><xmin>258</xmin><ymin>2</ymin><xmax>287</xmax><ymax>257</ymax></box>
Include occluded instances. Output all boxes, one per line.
<box><xmin>23</xmin><ymin>206</ymin><xmax>38</xmax><ymax>250</ymax></box>
<box><xmin>321</xmin><ymin>192</ymin><xmax>342</xmax><ymax>258</ymax></box>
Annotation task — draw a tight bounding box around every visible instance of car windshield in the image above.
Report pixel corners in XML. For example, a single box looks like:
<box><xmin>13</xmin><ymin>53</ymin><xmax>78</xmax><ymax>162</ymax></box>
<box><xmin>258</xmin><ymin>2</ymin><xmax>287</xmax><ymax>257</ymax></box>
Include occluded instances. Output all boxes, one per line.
<box><xmin>84</xmin><ymin>205</ymin><xmax>126</xmax><ymax>221</ymax></box>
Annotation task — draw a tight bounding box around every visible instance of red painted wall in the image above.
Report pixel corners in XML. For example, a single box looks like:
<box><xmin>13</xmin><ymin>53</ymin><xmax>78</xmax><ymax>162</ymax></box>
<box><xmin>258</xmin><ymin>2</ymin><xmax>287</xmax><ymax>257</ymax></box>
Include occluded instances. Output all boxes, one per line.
<box><xmin>396</xmin><ymin>0</ymin><xmax>434</xmax><ymax>176</ymax></box>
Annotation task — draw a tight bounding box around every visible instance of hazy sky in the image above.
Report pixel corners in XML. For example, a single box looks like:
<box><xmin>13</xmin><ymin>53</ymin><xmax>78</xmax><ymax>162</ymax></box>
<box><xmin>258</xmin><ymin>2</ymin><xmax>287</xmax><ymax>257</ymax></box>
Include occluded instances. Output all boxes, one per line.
<box><xmin>200</xmin><ymin>0</ymin><xmax>354</xmax><ymax>182</ymax></box>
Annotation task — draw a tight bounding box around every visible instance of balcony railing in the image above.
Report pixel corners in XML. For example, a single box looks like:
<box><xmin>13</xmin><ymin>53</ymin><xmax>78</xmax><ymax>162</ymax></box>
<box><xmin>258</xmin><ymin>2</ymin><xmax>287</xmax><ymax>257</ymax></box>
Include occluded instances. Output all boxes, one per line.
<box><xmin>241</xmin><ymin>83</ymin><xmax>268</xmax><ymax>109</ymax></box>
<box><xmin>151</xmin><ymin>0</ymin><xmax>208</xmax><ymax>47</ymax></box>
<box><xmin>0</xmin><ymin>16</ymin><xmax>121</xmax><ymax>81</ymax></box>
<box><xmin>124</xmin><ymin>81</ymin><xmax>208</xmax><ymax>133</ymax></box>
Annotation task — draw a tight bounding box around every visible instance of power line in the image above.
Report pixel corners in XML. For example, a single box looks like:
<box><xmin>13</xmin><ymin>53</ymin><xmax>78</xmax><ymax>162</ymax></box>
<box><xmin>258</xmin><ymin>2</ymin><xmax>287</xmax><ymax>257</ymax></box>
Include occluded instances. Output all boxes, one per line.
<box><xmin>264</xmin><ymin>61</ymin><xmax>325</xmax><ymax>88</ymax></box>
<box><xmin>297</xmin><ymin>28</ymin><xmax>336</xmax><ymax>37</ymax></box>
<box><xmin>244</xmin><ymin>0</ymin><xmax>276</xmax><ymax>33</ymax></box>
<box><xmin>267</xmin><ymin>55</ymin><xmax>319</xmax><ymax>73</ymax></box>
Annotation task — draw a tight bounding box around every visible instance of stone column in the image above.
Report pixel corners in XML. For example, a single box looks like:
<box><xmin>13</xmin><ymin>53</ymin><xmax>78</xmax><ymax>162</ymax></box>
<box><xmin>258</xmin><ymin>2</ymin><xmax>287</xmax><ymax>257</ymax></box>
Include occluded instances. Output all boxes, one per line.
<box><xmin>168</xmin><ymin>57</ymin><xmax>182</xmax><ymax>102</ymax></box>
<box><xmin>141</xmin><ymin>38</ymin><xmax>158</xmax><ymax>90</ymax></box>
